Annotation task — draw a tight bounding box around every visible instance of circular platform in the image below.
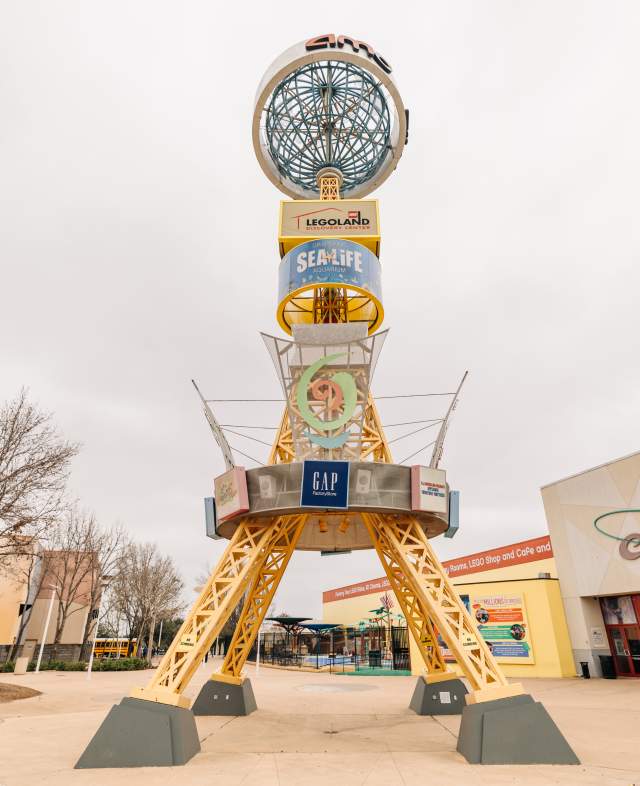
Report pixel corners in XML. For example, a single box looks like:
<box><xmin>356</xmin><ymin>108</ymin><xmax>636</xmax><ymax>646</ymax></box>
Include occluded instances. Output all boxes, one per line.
<box><xmin>214</xmin><ymin>462</ymin><xmax>449</xmax><ymax>551</ymax></box>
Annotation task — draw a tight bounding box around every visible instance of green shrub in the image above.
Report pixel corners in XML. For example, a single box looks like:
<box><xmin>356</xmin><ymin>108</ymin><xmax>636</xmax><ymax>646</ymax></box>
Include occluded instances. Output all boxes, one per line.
<box><xmin>63</xmin><ymin>661</ymin><xmax>86</xmax><ymax>671</ymax></box>
<box><xmin>92</xmin><ymin>657</ymin><xmax>147</xmax><ymax>671</ymax></box>
<box><xmin>0</xmin><ymin>656</ymin><xmax>148</xmax><ymax>673</ymax></box>
<box><xmin>26</xmin><ymin>660</ymin><xmax>86</xmax><ymax>672</ymax></box>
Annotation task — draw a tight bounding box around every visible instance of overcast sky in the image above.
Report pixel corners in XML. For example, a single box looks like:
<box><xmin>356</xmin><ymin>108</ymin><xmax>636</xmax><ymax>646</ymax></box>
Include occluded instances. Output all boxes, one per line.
<box><xmin>2</xmin><ymin>2</ymin><xmax>639</xmax><ymax>619</ymax></box>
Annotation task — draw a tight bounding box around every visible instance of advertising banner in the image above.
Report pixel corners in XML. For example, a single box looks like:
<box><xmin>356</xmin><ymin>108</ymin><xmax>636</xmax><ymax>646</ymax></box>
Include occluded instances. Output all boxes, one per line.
<box><xmin>301</xmin><ymin>460</ymin><xmax>350</xmax><ymax>509</ymax></box>
<box><xmin>279</xmin><ymin>199</ymin><xmax>380</xmax><ymax>256</ymax></box>
<box><xmin>214</xmin><ymin>467</ymin><xmax>249</xmax><ymax>523</ymax></box>
<box><xmin>278</xmin><ymin>238</ymin><xmax>382</xmax><ymax>304</ymax></box>
<box><xmin>410</xmin><ymin>466</ymin><xmax>448</xmax><ymax>515</ymax></box>
<box><xmin>442</xmin><ymin>535</ymin><xmax>553</xmax><ymax>578</ymax></box>
<box><xmin>470</xmin><ymin>594</ymin><xmax>534</xmax><ymax>661</ymax></box>
<box><xmin>437</xmin><ymin>593</ymin><xmax>534</xmax><ymax>663</ymax></box>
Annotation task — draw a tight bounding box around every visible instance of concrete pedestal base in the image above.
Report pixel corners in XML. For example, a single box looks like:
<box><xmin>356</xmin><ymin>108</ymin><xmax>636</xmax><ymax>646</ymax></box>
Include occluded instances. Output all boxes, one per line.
<box><xmin>409</xmin><ymin>676</ymin><xmax>468</xmax><ymax>715</ymax></box>
<box><xmin>192</xmin><ymin>677</ymin><xmax>257</xmax><ymax>716</ymax></box>
<box><xmin>456</xmin><ymin>694</ymin><xmax>579</xmax><ymax>765</ymax></box>
<box><xmin>75</xmin><ymin>697</ymin><xmax>200</xmax><ymax>768</ymax></box>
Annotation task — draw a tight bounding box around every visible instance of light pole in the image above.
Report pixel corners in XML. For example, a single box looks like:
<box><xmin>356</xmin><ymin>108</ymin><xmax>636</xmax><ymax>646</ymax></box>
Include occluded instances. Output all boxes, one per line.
<box><xmin>255</xmin><ymin>622</ymin><xmax>262</xmax><ymax>675</ymax></box>
<box><xmin>86</xmin><ymin>575</ymin><xmax>112</xmax><ymax>679</ymax></box>
<box><xmin>157</xmin><ymin>619</ymin><xmax>164</xmax><ymax>654</ymax></box>
<box><xmin>35</xmin><ymin>584</ymin><xmax>60</xmax><ymax>673</ymax></box>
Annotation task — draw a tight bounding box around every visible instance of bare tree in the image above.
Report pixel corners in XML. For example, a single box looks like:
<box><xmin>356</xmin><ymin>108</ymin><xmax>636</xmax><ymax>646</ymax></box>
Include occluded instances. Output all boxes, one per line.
<box><xmin>43</xmin><ymin>508</ymin><xmax>125</xmax><ymax>659</ymax></box>
<box><xmin>0</xmin><ymin>389</ymin><xmax>78</xmax><ymax>561</ymax></box>
<box><xmin>43</xmin><ymin>508</ymin><xmax>98</xmax><ymax>655</ymax></box>
<box><xmin>79</xmin><ymin>523</ymin><xmax>127</xmax><ymax>659</ymax></box>
<box><xmin>107</xmin><ymin>542</ymin><xmax>184</xmax><ymax>662</ymax></box>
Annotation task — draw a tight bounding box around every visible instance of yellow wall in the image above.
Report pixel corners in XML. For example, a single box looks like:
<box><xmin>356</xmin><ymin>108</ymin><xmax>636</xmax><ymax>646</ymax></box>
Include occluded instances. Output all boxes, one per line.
<box><xmin>410</xmin><ymin>578</ymin><xmax>575</xmax><ymax>679</ymax></box>
<box><xmin>323</xmin><ymin>557</ymin><xmax>575</xmax><ymax>679</ymax></box>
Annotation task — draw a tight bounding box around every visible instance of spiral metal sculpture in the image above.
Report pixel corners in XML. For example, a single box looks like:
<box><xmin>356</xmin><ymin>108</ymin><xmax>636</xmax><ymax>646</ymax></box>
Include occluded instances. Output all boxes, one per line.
<box><xmin>264</xmin><ymin>60</ymin><xmax>391</xmax><ymax>196</ymax></box>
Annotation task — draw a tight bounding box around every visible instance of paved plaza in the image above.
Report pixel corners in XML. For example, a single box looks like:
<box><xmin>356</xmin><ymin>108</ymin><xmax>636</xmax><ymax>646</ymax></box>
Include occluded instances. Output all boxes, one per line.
<box><xmin>0</xmin><ymin>660</ymin><xmax>638</xmax><ymax>786</ymax></box>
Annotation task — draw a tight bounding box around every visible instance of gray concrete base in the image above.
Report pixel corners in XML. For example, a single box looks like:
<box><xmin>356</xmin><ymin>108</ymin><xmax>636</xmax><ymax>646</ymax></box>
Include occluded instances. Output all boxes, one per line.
<box><xmin>75</xmin><ymin>697</ymin><xmax>200</xmax><ymax>768</ymax></box>
<box><xmin>192</xmin><ymin>677</ymin><xmax>257</xmax><ymax>716</ymax></box>
<box><xmin>456</xmin><ymin>694</ymin><xmax>579</xmax><ymax>765</ymax></box>
<box><xmin>409</xmin><ymin>676</ymin><xmax>468</xmax><ymax>715</ymax></box>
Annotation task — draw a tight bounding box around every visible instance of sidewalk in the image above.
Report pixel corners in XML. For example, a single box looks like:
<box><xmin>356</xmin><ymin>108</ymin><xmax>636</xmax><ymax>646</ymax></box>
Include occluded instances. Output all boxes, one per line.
<box><xmin>0</xmin><ymin>659</ymin><xmax>638</xmax><ymax>785</ymax></box>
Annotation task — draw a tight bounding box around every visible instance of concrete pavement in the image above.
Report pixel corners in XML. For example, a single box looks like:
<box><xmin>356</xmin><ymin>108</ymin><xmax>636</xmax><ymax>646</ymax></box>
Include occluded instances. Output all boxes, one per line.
<box><xmin>0</xmin><ymin>659</ymin><xmax>638</xmax><ymax>785</ymax></box>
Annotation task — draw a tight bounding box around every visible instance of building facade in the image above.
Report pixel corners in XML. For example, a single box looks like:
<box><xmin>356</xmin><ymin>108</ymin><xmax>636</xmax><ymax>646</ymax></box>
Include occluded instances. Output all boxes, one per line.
<box><xmin>0</xmin><ymin>549</ymin><xmax>96</xmax><ymax>663</ymax></box>
<box><xmin>322</xmin><ymin>449</ymin><xmax>640</xmax><ymax>680</ymax></box>
<box><xmin>542</xmin><ymin>450</ymin><xmax>640</xmax><ymax>678</ymax></box>
<box><xmin>323</xmin><ymin>535</ymin><xmax>576</xmax><ymax>679</ymax></box>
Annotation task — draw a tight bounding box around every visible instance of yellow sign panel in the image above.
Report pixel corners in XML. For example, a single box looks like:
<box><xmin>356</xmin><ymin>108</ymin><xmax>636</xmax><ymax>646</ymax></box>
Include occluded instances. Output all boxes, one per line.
<box><xmin>278</xmin><ymin>199</ymin><xmax>380</xmax><ymax>257</ymax></box>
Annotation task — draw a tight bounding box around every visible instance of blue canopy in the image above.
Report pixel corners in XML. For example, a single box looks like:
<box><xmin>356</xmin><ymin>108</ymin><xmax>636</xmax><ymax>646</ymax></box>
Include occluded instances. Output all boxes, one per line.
<box><xmin>302</xmin><ymin>622</ymin><xmax>341</xmax><ymax>633</ymax></box>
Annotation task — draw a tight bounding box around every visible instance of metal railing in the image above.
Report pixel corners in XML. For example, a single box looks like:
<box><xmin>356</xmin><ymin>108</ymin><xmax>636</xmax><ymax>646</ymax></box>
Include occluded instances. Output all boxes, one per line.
<box><xmin>247</xmin><ymin>625</ymin><xmax>410</xmax><ymax>673</ymax></box>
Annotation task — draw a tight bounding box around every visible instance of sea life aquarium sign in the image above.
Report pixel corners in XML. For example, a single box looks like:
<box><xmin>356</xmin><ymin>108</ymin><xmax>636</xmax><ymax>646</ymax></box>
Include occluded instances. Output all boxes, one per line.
<box><xmin>278</xmin><ymin>238</ymin><xmax>382</xmax><ymax>305</ymax></box>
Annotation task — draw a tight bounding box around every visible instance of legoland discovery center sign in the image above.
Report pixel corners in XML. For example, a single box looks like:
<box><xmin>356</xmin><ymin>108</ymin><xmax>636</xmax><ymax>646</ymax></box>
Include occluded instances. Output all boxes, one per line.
<box><xmin>278</xmin><ymin>238</ymin><xmax>382</xmax><ymax>304</ymax></box>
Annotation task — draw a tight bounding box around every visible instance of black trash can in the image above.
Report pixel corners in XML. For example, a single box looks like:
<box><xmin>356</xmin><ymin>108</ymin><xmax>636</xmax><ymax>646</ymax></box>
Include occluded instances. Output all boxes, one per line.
<box><xmin>599</xmin><ymin>654</ymin><xmax>617</xmax><ymax>679</ymax></box>
<box><xmin>368</xmin><ymin>650</ymin><xmax>382</xmax><ymax>668</ymax></box>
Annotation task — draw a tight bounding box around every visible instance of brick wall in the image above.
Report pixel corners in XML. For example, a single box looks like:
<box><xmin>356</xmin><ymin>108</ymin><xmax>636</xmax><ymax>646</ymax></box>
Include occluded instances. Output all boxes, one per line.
<box><xmin>0</xmin><ymin>642</ymin><xmax>82</xmax><ymax>664</ymax></box>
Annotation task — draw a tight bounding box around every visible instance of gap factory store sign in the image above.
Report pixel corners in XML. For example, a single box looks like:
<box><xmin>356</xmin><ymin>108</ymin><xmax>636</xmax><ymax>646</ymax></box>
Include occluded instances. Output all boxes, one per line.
<box><xmin>301</xmin><ymin>460</ymin><xmax>350</xmax><ymax>509</ymax></box>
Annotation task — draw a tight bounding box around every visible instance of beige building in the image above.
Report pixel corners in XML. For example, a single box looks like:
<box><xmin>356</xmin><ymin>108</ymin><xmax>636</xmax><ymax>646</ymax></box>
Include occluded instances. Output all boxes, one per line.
<box><xmin>542</xmin><ymin>450</ymin><xmax>640</xmax><ymax>678</ymax></box>
<box><xmin>323</xmin><ymin>452</ymin><xmax>640</xmax><ymax>681</ymax></box>
<box><xmin>0</xmin><ymin>548</ymin><xmax>96</xmax><ymax>663</ymax></box>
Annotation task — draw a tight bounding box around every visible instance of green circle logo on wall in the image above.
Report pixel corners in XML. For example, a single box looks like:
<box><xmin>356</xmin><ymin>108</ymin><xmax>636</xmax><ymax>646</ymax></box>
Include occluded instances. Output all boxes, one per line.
<box><xmin>296</xmin><ymin>353</ymin><xmax>357</xmax><ymax>449</ymax></box>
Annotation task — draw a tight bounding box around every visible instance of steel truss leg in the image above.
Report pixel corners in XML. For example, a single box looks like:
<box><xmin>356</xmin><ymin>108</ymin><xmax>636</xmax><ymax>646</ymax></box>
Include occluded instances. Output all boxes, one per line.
<box><xmin>362</xmin><ymin>512</ymin><xmax>524</xmax><ymax>703</ymax></box>
<box><xmin>130</xmin><ymin>516</ymin><xmax>303</xmax><ymax>707</ymax></box>
<box><xmin>217</xmin><ymin>513</ymin><xmax>307</xmax><ymax>682</ymax></box>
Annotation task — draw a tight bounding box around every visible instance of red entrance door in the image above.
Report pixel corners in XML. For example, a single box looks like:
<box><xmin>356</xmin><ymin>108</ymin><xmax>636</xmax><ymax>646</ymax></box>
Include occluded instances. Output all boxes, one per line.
<box><xmin>607</xmin><ymin>625</ymin><xmax>640</xmax><ymax>676</ymax></box>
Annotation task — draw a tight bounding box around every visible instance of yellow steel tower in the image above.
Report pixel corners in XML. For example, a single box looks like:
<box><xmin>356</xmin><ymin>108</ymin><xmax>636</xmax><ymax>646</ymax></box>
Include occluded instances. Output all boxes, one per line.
<box><xmin>76</xmin><ymin>35</ymin><xmax>579</xmax><ymax>769</ymax></box>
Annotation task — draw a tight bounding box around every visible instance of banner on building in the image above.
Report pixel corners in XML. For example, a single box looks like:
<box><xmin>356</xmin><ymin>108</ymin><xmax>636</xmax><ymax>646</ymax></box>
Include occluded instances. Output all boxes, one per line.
<box><xmin>438</xmin><ymin>593</ymin><xmax>535</xmax><ymax>664</ymax></box>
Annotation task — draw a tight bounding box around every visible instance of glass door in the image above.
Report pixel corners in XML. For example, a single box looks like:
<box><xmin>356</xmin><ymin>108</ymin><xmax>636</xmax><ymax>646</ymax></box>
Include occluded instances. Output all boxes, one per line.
<box><xmin>609</xmin><ymin>627</ymin><xmax>632</xmax><ymax>675</ymax></box>
<box><xmin>626</xmin><ymin>625</ymin><xmax>640</xmax><ymax>675</ymax></box>
<box><xmin>608</xmin><ymin>626</ymin><xmax>640</xmax><ymax>676</ymax></box>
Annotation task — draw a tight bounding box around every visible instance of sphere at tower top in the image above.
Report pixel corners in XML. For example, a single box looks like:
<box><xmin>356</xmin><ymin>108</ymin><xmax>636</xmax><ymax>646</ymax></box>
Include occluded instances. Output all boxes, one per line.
<box><xmin>253</xmin><ymin>36</ymin><xmax>407</xmax><ymax>200</ymax></box>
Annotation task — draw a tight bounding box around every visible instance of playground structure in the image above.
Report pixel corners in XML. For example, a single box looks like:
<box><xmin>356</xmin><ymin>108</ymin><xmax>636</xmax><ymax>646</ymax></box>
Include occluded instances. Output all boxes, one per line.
<box><xmin>76</xmin><ymin>36</ymin><xmax>579</xmax><ymax>768</ymax></box>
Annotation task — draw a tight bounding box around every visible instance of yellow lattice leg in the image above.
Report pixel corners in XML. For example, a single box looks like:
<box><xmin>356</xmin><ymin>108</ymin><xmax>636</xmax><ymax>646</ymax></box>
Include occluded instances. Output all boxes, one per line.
<box><xmin>130</xmin><ymin>516</ymin><xmax>297</xmax><ymax>708</ymax></box>
<box><xmin>215</xmin><ymin>513</ymin><xmax>307</xmax><ymax>683</ymax></box>
<box><xmin>362</xmin><ymin>512</ymin><xmax>524</xmax><ymax>703</ymax></box>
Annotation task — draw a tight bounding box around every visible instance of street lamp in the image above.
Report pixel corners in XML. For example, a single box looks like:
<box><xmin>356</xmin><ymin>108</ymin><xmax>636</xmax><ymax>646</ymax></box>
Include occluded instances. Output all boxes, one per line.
<box><xmin>86</xmin><ymin>575</ymin><xmax>113</xmax><ymax>679</ymax></box>
<box><xmin>35</xmin><ymin>584</ymin><xmax>60</xmax><ymax>673</ymax></box>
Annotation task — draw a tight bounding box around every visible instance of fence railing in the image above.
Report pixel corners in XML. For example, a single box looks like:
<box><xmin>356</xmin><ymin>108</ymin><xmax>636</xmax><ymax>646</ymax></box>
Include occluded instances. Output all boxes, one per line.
<box><xmin>247</xmin><ymin>625</ymin><xmax>410</xmax><ymax>673</ymax></box>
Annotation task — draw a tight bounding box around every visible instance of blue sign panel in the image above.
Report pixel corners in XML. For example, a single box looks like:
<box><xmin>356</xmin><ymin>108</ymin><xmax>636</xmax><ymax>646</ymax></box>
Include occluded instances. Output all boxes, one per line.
<box><xmin>278</xmin><ymin>238</ymin><xmax>382</xmax><ymax>303</ymax></box>
<box><xmin>300</xmin><ymin>460</ymin><xmax>350</xmax><ymax>510</ymax></box>
<box><xmin>204</xmin><ymin>497</ymin><xmax>220</xmax><ymax>540</ymax></box>
<box><xmin>444</xmin><ymin>490</ymin><xmax>460</xmax><ymax>539</ymax></box>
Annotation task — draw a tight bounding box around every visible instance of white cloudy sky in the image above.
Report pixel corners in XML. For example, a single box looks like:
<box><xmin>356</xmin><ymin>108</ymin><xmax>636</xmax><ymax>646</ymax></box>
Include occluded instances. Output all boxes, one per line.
<box><xmin>2</xmin><ymin>2</ymin><xmax>639</xmax><ymax>619</ymax></box>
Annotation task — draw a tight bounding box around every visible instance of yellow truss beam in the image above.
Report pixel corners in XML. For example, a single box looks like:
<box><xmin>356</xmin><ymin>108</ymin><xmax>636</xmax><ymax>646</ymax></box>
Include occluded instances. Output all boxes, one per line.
<box><xmin>268</xmin><ymin>408</ymin><xmax>295</xmax><ymax>465</ymax></box>
<box><xmin>360</xmin><ymin>393</ymin><xmax>393</xmax><ymax>462</ymax></box>
<box><xmin>219</xmin><ymin>514</ymin><xmax>307</xmax><ymax>680</ymax></box>
<box><xmin>362</xmin><ymin>512</ymin><xmax>523</xmax><ymax>703</ymax></box>
<box><xmin>130</xmin><ymin>516</ymin><xmax>301</xmax><ymax>707</ymax></box>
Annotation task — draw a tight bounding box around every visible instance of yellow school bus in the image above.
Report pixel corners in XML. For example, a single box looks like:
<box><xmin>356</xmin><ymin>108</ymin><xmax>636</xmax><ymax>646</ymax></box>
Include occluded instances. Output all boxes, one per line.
<box><xmin>93</xmin><ymin>638</ymin><xmax>137</xmax><ymax>659</ymax></box>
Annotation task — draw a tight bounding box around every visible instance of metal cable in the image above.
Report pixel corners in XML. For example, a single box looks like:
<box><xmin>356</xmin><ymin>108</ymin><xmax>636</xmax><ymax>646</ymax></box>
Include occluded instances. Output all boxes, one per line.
<box><xmin>398</xmin><ymin>440</ymin><xmax>437</xmax><ymax>465</ymax></box>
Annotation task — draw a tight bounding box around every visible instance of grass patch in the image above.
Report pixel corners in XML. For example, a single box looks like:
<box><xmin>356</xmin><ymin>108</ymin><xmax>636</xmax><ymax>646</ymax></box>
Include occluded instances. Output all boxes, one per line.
<box><xmin>0</xmin><ymin>683</ymin><xmax>42</xmax><ymax>703</ymax></box>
